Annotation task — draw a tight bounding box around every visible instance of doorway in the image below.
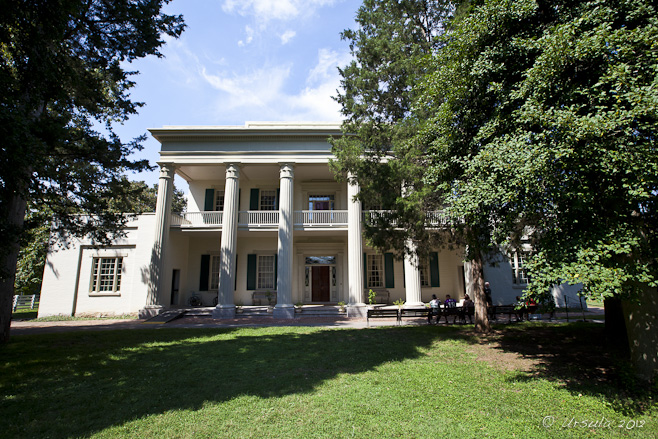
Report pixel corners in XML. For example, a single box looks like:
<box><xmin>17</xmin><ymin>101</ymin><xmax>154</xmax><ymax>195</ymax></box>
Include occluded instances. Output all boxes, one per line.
<box><xmin>311</xmin><ymin>266</ymin><xmax>331</xmax><ymax>302</ymax></box>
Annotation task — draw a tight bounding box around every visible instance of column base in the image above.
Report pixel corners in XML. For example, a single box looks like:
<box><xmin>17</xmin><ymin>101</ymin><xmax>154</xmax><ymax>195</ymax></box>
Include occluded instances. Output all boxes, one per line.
<box><xmin>138</xmin><ymin>305</ymin><xmax>164</xmax><ymax>319</ymax></box>
<box><xmin>404</xmin><ymin>302</ymin><xmax>426</xmax><ymax>308</ymax></box>
<box><xmin>273</xmin><ymin>305</ymin><xmax>295</xmax><ymax>319</ymax></box>
<box><xmin>212</xmin><ymin>306</ymin><xmax>236</xmax><ymax>319</ymax></box>
<box><xmin>347</xmin><ymin>304</ymin><xmax>367</xmax><ymax>318</ymax></box>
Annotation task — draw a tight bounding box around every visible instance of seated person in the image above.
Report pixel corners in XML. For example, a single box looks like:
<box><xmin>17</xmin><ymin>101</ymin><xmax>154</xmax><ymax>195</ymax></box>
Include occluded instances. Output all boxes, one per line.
<box><xmin>515</xmin><ymin>296</ymin><xmax>527</xmax><ymax>321</ymax></box>
<box><xmin>462</xmin><ymin>294</ymin><xmax>474</xmax><ymax>323</ymax></box>
<box><xmin>443</xmin><ymin>295</ymin><xmax>459</xmax><ymax>324</ymax></box>
<box><xmin>444</xmin><ymin>295</ymin><xmax>457</xmax><ymax>307</ymax></box>
<box><xmin>427</xmin><ymin>294</ymin><xmax>441</xmax><ymax>324</ymax></box>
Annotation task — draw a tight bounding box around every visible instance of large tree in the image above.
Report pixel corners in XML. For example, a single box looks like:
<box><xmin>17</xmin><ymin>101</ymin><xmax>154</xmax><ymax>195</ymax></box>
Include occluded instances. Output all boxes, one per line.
<box><xmin>330</xmin><ymin>0</ymin><xmax>498</xmax><ymax>331</ymax></box>
<box><xmin>0</xmin><ymin>0</ymin><xmax>185</xmax><ymax>342</ymax></box>
<box><xmin>415</xmin><ymin>0</ymin><xmax>657</xmax><ymax>376</ymax></box>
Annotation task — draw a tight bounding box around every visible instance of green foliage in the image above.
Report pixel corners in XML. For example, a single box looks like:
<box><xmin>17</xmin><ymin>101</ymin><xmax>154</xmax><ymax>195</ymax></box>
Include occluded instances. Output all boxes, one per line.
<box><xmin>331</xmin><ymin>0</ymin><xmax>459</xmax><ymax>258</ymax></box>
<box><xmin>368</xmin><ymin>289</ymin><xmax>377</xmax><ymax>304</ymax></box>
<box><xmin>0</xmin><ymin>0</ymin><xmax>185</xmax><ymax>251</ymax></box>
<box><xmin>415</xmin><ymin>0</ymin><xmax>658</xmax><ymax>300</ymax></box>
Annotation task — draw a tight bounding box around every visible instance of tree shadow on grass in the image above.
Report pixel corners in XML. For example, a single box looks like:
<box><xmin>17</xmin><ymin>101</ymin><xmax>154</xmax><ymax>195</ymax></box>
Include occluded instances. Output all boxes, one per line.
<box><xmin>450</xmin><ymin>322</ymin><xmax>654</xmax><ymax>416</ymax></box>
<box><xmin>0</xmin><ymin>326</ymin><xmax>444</xmax><ymax>438</ymax></box>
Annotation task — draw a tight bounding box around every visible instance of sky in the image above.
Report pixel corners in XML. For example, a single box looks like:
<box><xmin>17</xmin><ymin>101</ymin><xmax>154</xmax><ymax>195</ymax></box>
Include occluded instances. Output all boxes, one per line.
<box><xmin>113</xmin><ymin>0</ymin><xmax>363</xmax><ymax>187</ymax></box>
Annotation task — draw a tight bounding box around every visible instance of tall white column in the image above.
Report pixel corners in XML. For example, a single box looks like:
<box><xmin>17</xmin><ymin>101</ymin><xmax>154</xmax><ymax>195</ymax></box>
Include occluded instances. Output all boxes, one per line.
<box><xmin>347</xmin><ymin>172</ymin><xmax>365</xmax><ymax>317</ymax></box>
<box><xmin>141</xmin><ymin>163</ymin><xmax>175</xmax><ymax>318</ymax></box>
<box><xmin>274</xmin><ymin>163</ymin><xmax>295</xmax><ymax>318</ymax></box>
<box><xmin>403</xmin><ymin>240</ymin><xmax>424</xmax><ymax>307</ymax></box>
<box><xmin>402</xmin><ymin>182</ymin><xmax>424</xmax><ymax>307</ymax></box>
<box><xmin>213</xmin><ymin>163</ymin><xmax>240</xmax><ymax>319</ymax></box>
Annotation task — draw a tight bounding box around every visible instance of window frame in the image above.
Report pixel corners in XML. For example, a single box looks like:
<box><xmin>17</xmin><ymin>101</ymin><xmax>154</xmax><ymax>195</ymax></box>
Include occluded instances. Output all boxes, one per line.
<box><xmin>511</xmin><ymin>250</ymin><xmax>531</xmax><ymax>285</ymax></box>
<box><xmin>259</xmin><ymin>190</ymin><xmax>277</xmax><ymax>211</ymax></box>
<box><xmin>90</xmin><ymin>256</ymin><xmax>123</xmax><ymax>295</ymax></box>
<box><xmin>257</xmin><ymin>254</ymin><xmax>276</xmax><ymax>290</ymax></box>
<box><xmin>214</xmin><ymin>190</ymin><xmax>225</xmax><ymax>211</ymax></box>
<box><xmin>366</xmin><ymin>254</ymin><xmax>384</xmax><ymax>288</ymax></box>
<box><xmin>209</xmin><ymin>254</ymin><xmax>221</xmax><ymax>290</ymax></box>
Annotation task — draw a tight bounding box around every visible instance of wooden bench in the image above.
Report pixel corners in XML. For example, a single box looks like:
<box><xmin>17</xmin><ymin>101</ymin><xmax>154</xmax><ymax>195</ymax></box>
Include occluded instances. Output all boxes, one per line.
<box><xmin>252</xmin><ymin>291</ymin><xmax>276</xmax><ymax>306</ymax></box>
<box><xmin>366</xmin><ymin>308</ymin><xmax>400</xmax><ymax>326</ymax></box>
<box><xmin>400</xmin><ymin>308</ymin><xmax>431</xmax><ymax>322</ymax></box>
<box><xmin>494</xmin><ymin>305</ymin><xmax>521</xmax><ymax>321</ymax></box>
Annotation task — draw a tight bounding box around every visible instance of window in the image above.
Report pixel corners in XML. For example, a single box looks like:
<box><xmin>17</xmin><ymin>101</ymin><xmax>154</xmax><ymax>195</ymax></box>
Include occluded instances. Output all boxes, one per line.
<box><xmin>419</xmin><ymin>259</ymin><xmax>431</xmax><ymax>287</ymax></box>
<box><xmin>91</xmin><ymin>257</ymin><xmax>123</xmax><ymax>293</ymax></box>
<box><xmin>308</xmin><ymin>195</ymin><xmax>334</xmax><ymax>211</ymax></box>
<box><xmin>366</xmin><ymin>254</ymin><xmax>384</xmax><ymax>288</ymax></box>
<box><xmin>260</xmin><ymin>190</ymin><xmax>277</xmax><ymax>211</ymax></box>
<box><xmin>210</xmin><ymin>255</ymin><xmax>221</xmax><ymax>290</ymax></box>
<box><xmin>511</xmin><ymin>251</ymin><xmax>530</xmax><ymax>284</ymax></box>
<box><xmin>215</xmin><ymin>190</ymin><xmax>225</xmax><ymax>211</ymax></box>
<box><xmin>257</xmin><ymin>255</ymin><xmax>276</xmax><ymax>289</ymax></box>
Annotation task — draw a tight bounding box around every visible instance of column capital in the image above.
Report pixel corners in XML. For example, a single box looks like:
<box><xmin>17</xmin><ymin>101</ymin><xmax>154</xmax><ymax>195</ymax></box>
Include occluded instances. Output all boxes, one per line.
<box><xmin>279</xmin><ymin>162</ymin><xmax>295</xmax><ymax>179</ymax></box>
<box><xmin>157</xmin><ymin>163</ymin><xmax>176</xmax><ymax>178</ymax></box>
<box><xmin>225</xmin><ymin>163</ymin><xmax>240</xmax><ymax>179</ymax></box>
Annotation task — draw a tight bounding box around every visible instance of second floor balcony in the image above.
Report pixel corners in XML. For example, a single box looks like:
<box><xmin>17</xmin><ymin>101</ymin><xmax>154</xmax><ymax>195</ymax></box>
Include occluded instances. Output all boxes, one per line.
<box><xmin>170</xmin><ymin>210</ymin><xmax>449</xmax><ymax>230</ymax></box>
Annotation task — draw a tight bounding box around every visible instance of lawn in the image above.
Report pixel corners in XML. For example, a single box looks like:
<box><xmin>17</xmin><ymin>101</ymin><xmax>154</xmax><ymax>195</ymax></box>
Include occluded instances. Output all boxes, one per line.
<box><xmin>1</xmin><ymin>323</ymin><xmax>655</xmax><ymax>438</ymax></box>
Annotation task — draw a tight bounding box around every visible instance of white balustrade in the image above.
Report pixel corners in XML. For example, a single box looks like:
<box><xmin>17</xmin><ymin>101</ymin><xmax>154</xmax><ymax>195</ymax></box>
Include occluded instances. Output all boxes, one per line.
<box><xmin>238</xmin><ymin>211</ymin><xmax>279</xmax><ymax>227</ymax></box>
<box><xmin>294</xmin><ymin>210</ymin><xmax>348</xmax><ymax>227</ymax></box>
<box><xmin>170</xmin><ymin>212</ymin><xmax>223</xmax><ymax>227</ymax></box>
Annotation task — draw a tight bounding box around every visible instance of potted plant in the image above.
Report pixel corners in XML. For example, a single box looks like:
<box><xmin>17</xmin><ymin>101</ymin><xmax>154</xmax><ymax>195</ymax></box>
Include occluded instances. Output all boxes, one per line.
<box><xmin>393</xmin><ymin>298</ymin><xmax>405</xmax><ymax>309</ymax></box>
<box><xmin>235</xmin><ymin>301</ymin><xmax>243</xmax><ymax>314</ymax></box>
<box><xmin>294</xmin><ymin>301</ymin><xmax>303</xmax><ymax>313</ymax></box>
<box><xmin>367</xmin><ymin>289</ymin><xmax>377</xmax><ymax>308</ymax></box>
<box><xmin>266</xmin><ymin>291</ymin><xmax>275</xmax><ymax>313</ymax></box>
<box><xmin>337</xmin><ymin>301</ymin><xmax>346</xmax><ymax>313</ymax></box>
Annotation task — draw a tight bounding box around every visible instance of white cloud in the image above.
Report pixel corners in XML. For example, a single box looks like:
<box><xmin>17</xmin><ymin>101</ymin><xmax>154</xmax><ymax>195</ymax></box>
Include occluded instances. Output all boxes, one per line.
<box><xmin>222</xmin><ymin>0</ymin><xmax>339</xmax><ymax>24</ymax></box>
<box><xmin>238</xmin><ymin>25</ymin><xmax>255</xmax><ymax>47</ymax></box>
<box><xmin>280</xmin><ymin>29</ymin><xmax>296</xmax><ymax>45</ymax></box>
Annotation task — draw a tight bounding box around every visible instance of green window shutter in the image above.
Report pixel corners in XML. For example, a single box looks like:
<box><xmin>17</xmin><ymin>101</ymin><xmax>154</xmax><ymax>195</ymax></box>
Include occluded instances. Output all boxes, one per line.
<box><xmin>199</xmin><ymin>254</ymin><xmax>210</xmax><ymax>291</ymax></box>
<box><xmin>246</xmin><ymin>254</ymin><xmax>257</xmax><ymax>290</ymax></box>
<box><xmin>249</xmin><ymin>188</ymin><xmax>259</xmax><ymax>210</ymax></box>
<box><xmin>238</xmin><ymin>188</ymin><xmax>241</xmax><ymax>210</ymax></box>
<box><xmin>274</xmin><ymin>254</ymin><xmax>278</xmax><ymax>287</ymax></box>
<box><xmin>384</xmin><ymin>253</ymin><xmax>395</xmax><ymax>289</ymax></box>
<box><xmin>204</xmin><ymin>189</ymin><xmax>215</xmax><ymax>211</ymax></box>
<box><xmin>363</xmin><ymin>253</ymin><xmax>367</xmax><ymax>288</ymax></box>
<box><xmin>276</xmin><ymin>188</ymin><xmax>280</xmax><ymax>210</ymax></box>
<box><xmin>234</xmin><ymin>254</ymin><xmax>238</xmax><ymax>291</ymax></box>
<box><xmin>430</xmin><ymin>252</ymin><xmax>440</xmax><ymax>287</ymax></box>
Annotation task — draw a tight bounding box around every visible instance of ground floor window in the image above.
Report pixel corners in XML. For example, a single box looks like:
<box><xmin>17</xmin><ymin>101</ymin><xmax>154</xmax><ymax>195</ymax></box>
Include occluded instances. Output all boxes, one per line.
<box><xmin>90</xmin><ymin>257</ymin><xmax>123</xmax><ymax>293</ymax></box>
<box><xmin>210</xmin><ymin>255</ymin><xmax>221</xmax><ymax>290</ymax></box>
<box><xmin>419</xmin><ymin>259</ymin><xmax>431</xmax><ymax>287</ymax></box>
<box><xmin>258</xmin><ymin>255</ymin><xmax>276</xmax><ymax>289</ymax></box>
<box><xmin>366</xmin><ymin>254</ymin><xmax>384</xmax><ymax>288</ymax></box>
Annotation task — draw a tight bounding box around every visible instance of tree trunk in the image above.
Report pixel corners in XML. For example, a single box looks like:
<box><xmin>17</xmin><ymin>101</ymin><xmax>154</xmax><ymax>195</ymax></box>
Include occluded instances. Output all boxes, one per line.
<box><xmin>604</xmin><ymin>297</ymin><xmax>628</xmax><ymax>349</ymax></box>
<box><xmin>472</xmin><ymin>252</ymin><xmax>491</xmax><ymax>333</ymax></box>
<box><xmin>0</xmin><ymin>192</ymin><xmax>28</xmax><ymax>343</ymax></box>
<box><xmin>622</xmin><ymin>287</ymin><xmax>658</xmax><ymax>382</ymax></box>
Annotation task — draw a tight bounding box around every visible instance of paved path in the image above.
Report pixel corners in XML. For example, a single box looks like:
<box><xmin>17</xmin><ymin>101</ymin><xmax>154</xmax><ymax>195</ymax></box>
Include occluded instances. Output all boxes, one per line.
<box><xmin>11</xmin><ymin>306</ymin><xmax>603</xmax><ymax>335</ymax></box>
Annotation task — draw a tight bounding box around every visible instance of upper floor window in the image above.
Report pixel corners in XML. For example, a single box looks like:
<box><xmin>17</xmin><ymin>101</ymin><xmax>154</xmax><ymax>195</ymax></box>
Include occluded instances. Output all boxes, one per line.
<box><xmin>260</xmin><ymin>190</ymin><xmax>277</xmax><ymax>211</ymax></box>
<box><xmin>511</xmin><ymin>250</ymin><xmax>530</xmax><ymax>285</ymax></box>
<box><xmin>309</xmin><ymin>195</ymin><xmax>334</xmax><ymax>211</ymax></box>
<box><xmin>90</xmin><ymin>257</ymin><xmax>123</xmax><ymax>293</ymax></box>
<box><xmin>215</xmin><ymin>190</ymin><xmax>225</xmax><ymax>211</ymax></box>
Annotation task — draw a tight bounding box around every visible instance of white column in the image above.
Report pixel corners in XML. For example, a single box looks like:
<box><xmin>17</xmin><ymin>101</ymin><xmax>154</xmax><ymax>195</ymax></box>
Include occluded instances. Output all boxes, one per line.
<box><xmin>213</xmin><ymin>163</ymin><xmax>240</xmax><ymax>319</ymax></box>
<box><xmin>347</xmin><ymin>173</ymin><xmax>365</xmax><ymax>317</ymax></box>
<box><xmin>141</xmin><ymin>163</ymin><xmax>175</xmax><ymax>318</ymax></box>
<box><xmin>274</xmin><ymin>163</ymin><xmax>295</xmax><ymax>318</ymax></box>
<box><xmin>403</xmin><ymin>240</ymin><xmax>424</xmax><ymax>307</ymax></box>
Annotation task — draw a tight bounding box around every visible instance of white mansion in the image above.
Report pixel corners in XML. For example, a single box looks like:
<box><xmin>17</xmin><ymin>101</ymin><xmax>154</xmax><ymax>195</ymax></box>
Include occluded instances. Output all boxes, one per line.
<box><xmin>38</xmin><ymin>122</ymin><xmax>580</xmax><ymax>319</ymax></box>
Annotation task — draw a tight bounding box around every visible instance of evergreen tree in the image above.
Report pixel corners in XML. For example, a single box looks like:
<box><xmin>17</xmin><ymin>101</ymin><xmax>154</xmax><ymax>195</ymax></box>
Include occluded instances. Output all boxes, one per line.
<box><xmin>0</xmin><ymin>0</ymin><xmax>185</xmax><ymax>342</ymax></box>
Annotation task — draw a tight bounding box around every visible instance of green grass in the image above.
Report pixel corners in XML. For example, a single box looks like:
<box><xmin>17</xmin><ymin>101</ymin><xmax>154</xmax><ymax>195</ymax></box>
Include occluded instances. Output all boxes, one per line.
<box><xmin>10</xmin><ymin>309</ymin><xmax>37</xmax><ymax>320</ymax></box>
<box><xmin>1</xmin><ymin>323</ymin><xmax>655</xmax><ymax>438</ymax></box>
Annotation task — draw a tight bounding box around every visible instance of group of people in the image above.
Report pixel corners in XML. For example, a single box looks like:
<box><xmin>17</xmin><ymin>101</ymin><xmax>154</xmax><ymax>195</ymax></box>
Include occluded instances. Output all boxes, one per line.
<box><xmin>426</xmin><ymin>281</ymin><xmax>494</xmax><ymax>325</ymax></box>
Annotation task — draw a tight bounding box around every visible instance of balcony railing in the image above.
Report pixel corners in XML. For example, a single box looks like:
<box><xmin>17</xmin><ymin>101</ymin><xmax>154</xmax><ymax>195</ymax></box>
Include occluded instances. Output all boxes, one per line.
<box><xmin>238</xmin><ymin>211</ymin><xmax>279</xmax><ymax>227</ymax></box>
<box><xmin>294</xmin><ymin>210</ymin><xmax>348</xmax><ymax>227</ymax></box>
<box><xmin>171</xmin><ymin>210</ymin><xmax>449</xmax><ymax>229</ymax></box>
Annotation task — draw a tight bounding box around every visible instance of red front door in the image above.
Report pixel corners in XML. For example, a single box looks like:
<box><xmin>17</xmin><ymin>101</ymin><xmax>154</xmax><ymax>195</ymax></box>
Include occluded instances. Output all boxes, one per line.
<box><xmin>311</xmin><ymin>266</ymin><xmax>330</xmax><ymax>302</ymax></box>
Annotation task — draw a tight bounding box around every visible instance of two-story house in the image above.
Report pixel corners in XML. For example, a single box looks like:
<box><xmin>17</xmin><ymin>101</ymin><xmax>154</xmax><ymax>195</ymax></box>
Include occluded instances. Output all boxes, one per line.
<box><xmin>38</xmin><ymin>122</ymin><xmax>581</xmax><ymax>319</ymax></box>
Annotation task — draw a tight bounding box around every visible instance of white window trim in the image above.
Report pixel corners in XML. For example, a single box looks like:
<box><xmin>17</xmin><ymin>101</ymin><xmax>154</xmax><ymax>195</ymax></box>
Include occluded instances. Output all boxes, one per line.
<box><xmin>214</xmin><ymin>189</ymin><xmax>225</xmax><ymax>212</ymax></box>
<box><xmin>209</xmin><ymin>254</ymin><xmax>221</xmax><ymax>290</ymax></box>
<box><xmin>89</xmin><ymin>256</ymin><xmax>124</xmax><ymax>296</ymax></box>
<box><xmin>366</xmin><ymin>254</ymin><xmax>384</xmax><ymax>289</ymax></box>
<box><xmin>511</xmin><ymin>250</ymin><xmax>531</xmax><ymax>285</ymax></box>
<box><xmin>257</xmin><ymin>254</ymin><xmax>276</xmax><ymax>290</ymax></box>
<box><xmin>419</xmin><ymin>259</ymin><xmax>431</xmax><ymax>287</ymax></box>
<box><xmin>259</xmin><ymin>189</ymin><xmax>277</xmax><ymax>211</ymax></box>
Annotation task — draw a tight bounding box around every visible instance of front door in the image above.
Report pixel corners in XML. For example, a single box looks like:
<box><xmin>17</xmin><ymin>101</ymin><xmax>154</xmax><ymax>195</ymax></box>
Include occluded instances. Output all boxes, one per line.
<box><xmin>312</xmin><ymin>266</ymin><xmax>331</xmax><ymax>302</ymax></box>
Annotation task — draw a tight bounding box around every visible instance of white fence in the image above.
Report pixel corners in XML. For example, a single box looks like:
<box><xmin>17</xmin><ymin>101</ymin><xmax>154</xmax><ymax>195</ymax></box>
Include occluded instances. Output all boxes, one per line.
<box><xmin>13</xmin><ymin>294</ymin><xmax>40</xmax><ymax>312</ymax></box>
<box><xmin>294</xmin><ymin>210</ymin><xmax>348</xmax><ymax>227</ymax></box>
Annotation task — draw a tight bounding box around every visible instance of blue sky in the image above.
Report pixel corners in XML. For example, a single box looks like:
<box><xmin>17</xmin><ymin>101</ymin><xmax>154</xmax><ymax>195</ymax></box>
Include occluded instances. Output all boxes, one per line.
<box><xmin>114</xmin><ymin>0</ymin><xmax>362</xmax><ymax>187</ymax></box>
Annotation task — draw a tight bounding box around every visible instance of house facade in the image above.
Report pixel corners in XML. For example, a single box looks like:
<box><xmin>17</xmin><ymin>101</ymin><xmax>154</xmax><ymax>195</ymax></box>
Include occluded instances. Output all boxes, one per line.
<box><xmin>38</xmin><ymin>122</ymin><xmax>581</xmax><ymax>319</ymax></box>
